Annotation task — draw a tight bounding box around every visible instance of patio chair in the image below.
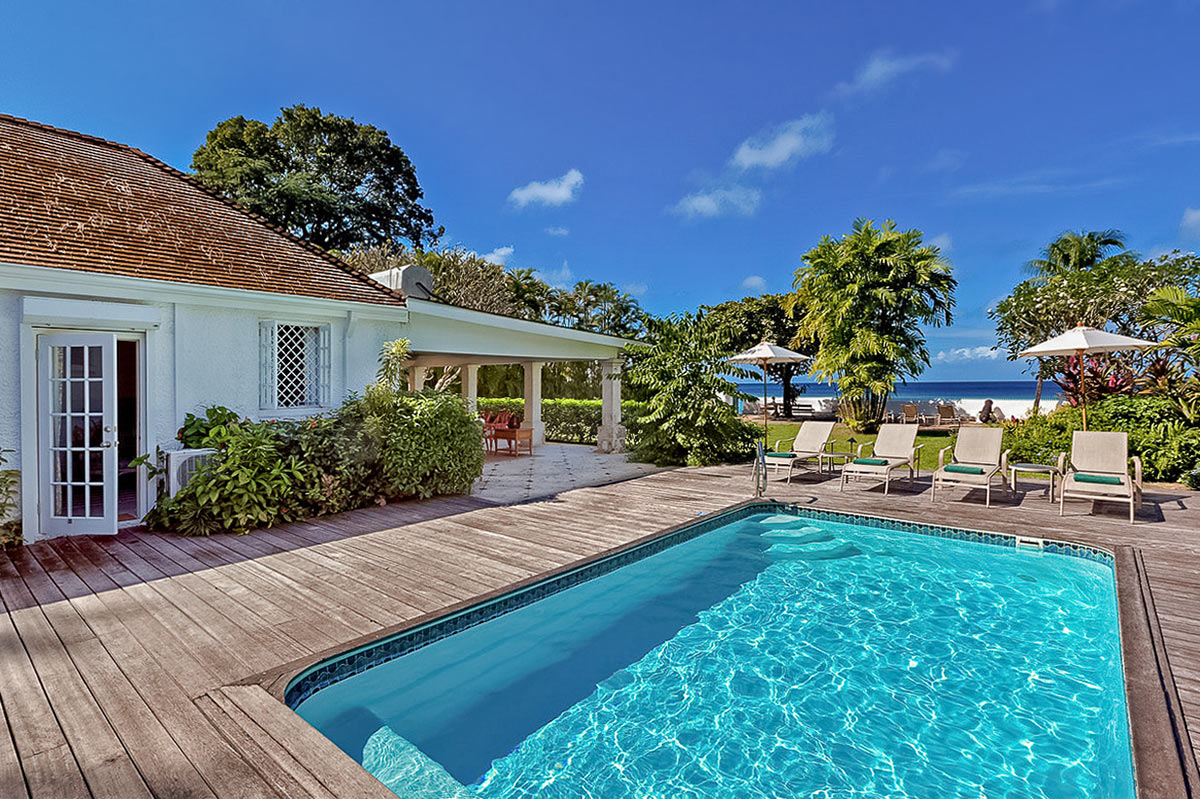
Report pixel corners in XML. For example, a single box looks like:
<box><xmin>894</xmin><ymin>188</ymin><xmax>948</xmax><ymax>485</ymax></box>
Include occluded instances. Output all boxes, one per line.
<box><xmin>764</xmin><ymin>421</ymin><xmax>836</xmax><ymax>483</ymax></box>
<box><xmin>840</xmin><ymin>424</ymin><xmax>923</xmax><ymax>495</ymax></box>
<box><xmin>900</xmin><ymin>404</ymin><xmax>922</xmax><ymax>424</ymax></box>
<box><xmin>935</xmin><ymin>404</ymin><xmax>961</xmax><ymax>427</ymax></box>
<box><xmin>930</xmin><ymin>427</ymin><xmax>1009</xmax><ymax>507</ymax></box>
<box><xmin>1058</xmin><ymin>431</ymin><xmax>1143</xmax><ymax>524</ymax></box>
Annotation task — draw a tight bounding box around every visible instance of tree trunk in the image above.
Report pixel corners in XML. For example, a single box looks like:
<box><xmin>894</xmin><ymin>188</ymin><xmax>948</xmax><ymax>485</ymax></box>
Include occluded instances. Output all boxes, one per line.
<box><xmin>1032</xmin><ymin>375</ymin><xmax>1043</xmax><ymax>415</ymax></box>
<box><xmin>781</xmin><ymin>365</ymin><xmax>794</xmax><ymax>417</ymax></box>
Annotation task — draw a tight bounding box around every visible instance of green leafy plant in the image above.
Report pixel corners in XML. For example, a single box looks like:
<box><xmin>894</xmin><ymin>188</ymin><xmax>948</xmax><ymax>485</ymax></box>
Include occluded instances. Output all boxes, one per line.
<box><xmin>624</xmin><ymin>314</ymin><xmax>759</xmax><ymax>466</ymax></box>
<box><xmin>477</xmin><ymin>398</ymin><xmax>650</xmax><ymax>445</ymax></box>
<box><xmin>176</xmin><ymin>406</ymin><xmax>242</xmax><ymax>448</ymax></box>
<box><xmin>0</xmin><ymin>448</ymin><xmax>21</xmax><ymax>548</ymax></box>
<box><xmin>146</xmin><ymin>339</ymin><xmax>484</xmax><ymax>536</ymax></box>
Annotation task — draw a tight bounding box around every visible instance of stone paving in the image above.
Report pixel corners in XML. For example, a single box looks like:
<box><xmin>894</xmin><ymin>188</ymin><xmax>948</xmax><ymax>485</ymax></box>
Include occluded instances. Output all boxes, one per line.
<box><xmin>471</xmin><ymin>443</ymin><xmax>663</xmax><ymax>504</ymax></box>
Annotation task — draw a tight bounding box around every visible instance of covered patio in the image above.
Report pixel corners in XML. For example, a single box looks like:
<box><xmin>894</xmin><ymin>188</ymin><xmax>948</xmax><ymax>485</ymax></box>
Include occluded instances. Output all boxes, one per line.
<box><xmin>399</xmin><ymin>296</ymin><xmax>631</xmax><ymax>453</ymax></box>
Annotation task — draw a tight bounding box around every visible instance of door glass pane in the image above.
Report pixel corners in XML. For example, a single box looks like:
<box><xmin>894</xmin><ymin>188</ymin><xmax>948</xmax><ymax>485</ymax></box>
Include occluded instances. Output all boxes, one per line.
<box><xmin>89</xmin><ymin>484</ymin><xmax>104</xmax><ymax>518</ymax></box>
<box><xmin>89</xmin><ymin>417</ymin><xmax>103</xmax><ymax>447</ymax></box>
<box><xmin>89</xmin><ymin>451</ymin><xmax>103</xmax><ymax>481</ymax></box>
<box><xmin>51</xmin><ymin>381</ymin><xmax>66</xmax><ymax>413</ymax></box>
<box><xmin>89</xmin><ymin>380</ymin><xmax>102</xmax><ymax>413</ymax></box>
<box><xmin>70</xmin><ymin>380</ymin><xmax>85</xmax><ymax>412</ymax></box>
<box><xmin>54</xmin><ymin>485</ymin><xmax>67</xmax><ymax>517</ymax></box>
<box><xmin>88</xmin><ymin>346</ymin><xmax>102</xmax><ymax>377</ymax></box>
<box><xmin>70</xmin><ymin>415</ymin><xmax>86</xmax><ymax>446</ymax></box>
<box><xmin>53</xmin><ymin>416</ymin><xmax>67</xmax><ymax>447</ymax></box>
<box><xmin>51</xmin><ymin>347</ymin><xmax>66</xmax><ymax>379</ymax></box>
<box><xmin>54</xmin><ymin>451</ymin><xmax>68</xmax><ymax>482</ymax></box>
<box><xmin>71</xmin><ymin>485</ymin><xmax>86</xmax><ymax>517</ymax></box>
<box><xmin>70</xmin><ymin>347</ymin><xmax>85</xmax><ymax>378</ymax></box>
<box><xmin>71</xmin><ymin>451</ymin><xmax>84</xmax><ymax>484</ymax></box>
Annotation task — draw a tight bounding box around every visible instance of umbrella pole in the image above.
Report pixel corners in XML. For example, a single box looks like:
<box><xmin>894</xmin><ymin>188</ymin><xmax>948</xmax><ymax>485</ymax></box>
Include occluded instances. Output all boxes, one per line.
<box><xmin>762</xmin><ymin>361</ymin><xmax>769</xmax><ymax>448</ymax></box>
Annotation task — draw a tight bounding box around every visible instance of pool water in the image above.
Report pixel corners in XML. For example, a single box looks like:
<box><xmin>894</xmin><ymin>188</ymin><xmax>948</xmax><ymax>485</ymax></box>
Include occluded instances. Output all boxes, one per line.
<box><xmin>294</xmin><ymin>512</ymin><xmax>1135</xmax><ymax>799</ymax></box>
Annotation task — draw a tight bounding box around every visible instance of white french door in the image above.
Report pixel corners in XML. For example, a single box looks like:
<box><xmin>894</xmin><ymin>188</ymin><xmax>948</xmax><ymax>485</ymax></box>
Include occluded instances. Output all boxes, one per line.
<box><xmin>37</xmin><ymin>333</ymin><xmax>118</xmax><ymax>536</ymax></box>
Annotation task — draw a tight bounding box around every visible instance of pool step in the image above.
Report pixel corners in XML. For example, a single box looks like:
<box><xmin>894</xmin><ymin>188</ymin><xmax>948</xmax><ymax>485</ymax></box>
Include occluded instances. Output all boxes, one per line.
<box><xmin>1015</xmin><ymin>535</ymin><xmax>1045</xmax><ymax>552</ymax></box>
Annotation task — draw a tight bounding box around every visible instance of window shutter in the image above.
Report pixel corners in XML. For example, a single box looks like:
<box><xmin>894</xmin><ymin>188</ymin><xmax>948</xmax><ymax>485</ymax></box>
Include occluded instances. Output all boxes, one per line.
<box><xmin>319</xmin><ymin>325</ymin><xmax>332</xmax><ymax>406</ymax></box>
<box><xmin>259</xmin><ymin>321</ymin><xmax>277</xmax><ymax>410</ymax></box>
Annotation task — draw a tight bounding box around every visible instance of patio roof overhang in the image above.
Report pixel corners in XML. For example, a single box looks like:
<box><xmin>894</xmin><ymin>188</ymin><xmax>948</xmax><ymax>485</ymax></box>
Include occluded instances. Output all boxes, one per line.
<box><xmin>402</xmin><ymin>297</ymin><xmax>635</xmax><ymax>366</ymax></box>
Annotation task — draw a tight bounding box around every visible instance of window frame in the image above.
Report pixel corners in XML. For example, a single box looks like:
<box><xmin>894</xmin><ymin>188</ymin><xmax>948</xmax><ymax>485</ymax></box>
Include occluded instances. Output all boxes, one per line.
<box><xmin>259</xmin><ymin>320</ymin><xmax>332</xmax><ymax>412</ymax></box>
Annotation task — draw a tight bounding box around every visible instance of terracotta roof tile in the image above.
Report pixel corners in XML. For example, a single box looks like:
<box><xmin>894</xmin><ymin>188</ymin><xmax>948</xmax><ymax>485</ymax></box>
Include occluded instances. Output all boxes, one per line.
<box><xmin>0</xmin><ymin>113</ymin><xmax>405</xmax><ymax>306</ymax></box>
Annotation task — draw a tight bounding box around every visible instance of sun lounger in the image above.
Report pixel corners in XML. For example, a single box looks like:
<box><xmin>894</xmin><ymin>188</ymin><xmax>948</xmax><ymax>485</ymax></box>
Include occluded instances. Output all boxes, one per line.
<box><xmin>840</xmin><ymin>424</ymin><xmax>922</xmax><ymax>495</ymax></box>
<box><xmin>1058</xmin><ymin>431</ymin><xmax>1142</xmax><ymax>524</ymax></box>
<box><xmin>765</xmin><ymin>421</ymin><xmax>836</xmax><ymax>483</ymax></box>
<box><xmin>931</xmin><ymin>427</ymin><xmax>1009</xmax><ymax>507</ymax></box>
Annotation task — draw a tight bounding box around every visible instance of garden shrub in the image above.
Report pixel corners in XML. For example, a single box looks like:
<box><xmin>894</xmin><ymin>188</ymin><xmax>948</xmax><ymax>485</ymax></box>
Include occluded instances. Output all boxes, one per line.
<box><xmin>176</xmin><ymin>405</ymin><xmax>242</xmax><ymax>448</ymax></box>
<box><xmin>148</xmin><ymin>390</ymin><xmax>484</xmax><ymax>536</ymax></box>
<box><xmin>477</xmin><ymin>398</ymin><xmax>650</xmax><ymax>445</ymax></box>
<box><xmin>1002</xmin><ymin>395</ymin><xmax>1200</xmax><ymax>483</ymax></box>
<box><xmin>0</xmin><ymin>448</ymin><xmax>21</xmax><ymax>547</ymax></box>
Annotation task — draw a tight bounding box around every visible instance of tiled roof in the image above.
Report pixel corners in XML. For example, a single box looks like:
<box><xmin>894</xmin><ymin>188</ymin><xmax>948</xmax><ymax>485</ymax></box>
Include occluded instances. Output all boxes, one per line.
<box><xmin>0</xmin><ymin>113</ymin><xmax>405</xmax><ymax>306</ymax></box>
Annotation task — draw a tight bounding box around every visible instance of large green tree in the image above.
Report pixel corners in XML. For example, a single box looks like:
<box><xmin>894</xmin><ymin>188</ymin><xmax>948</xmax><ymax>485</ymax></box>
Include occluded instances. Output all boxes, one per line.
<box><xmin>192</xmin><ymin>105</ymin><xmax>441</xmax><ymax>250</ymax></box>
<box><xmin>702</xmin><ymin>294</ymin><xmax>810</xmax><ymax>416</ymax></box>
<box><xmin>787</xmin><ymin>219</ymin><xmax>955</xmax><ymax>432</ymax></box>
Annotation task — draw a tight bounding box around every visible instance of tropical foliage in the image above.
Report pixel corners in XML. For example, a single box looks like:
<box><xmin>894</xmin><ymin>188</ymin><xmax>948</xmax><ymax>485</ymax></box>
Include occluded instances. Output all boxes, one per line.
<box><xmin>477</xmin><ymin>398</ymin><xmax>650</xmax><ymax>445</ymax></box>
<box><xmin>787</xmin><ymin>219</ymin><xmax>955</xmax><ymax>432</ymax></box>
<box><xmin>703</xmin><ymin>294</ymin><xmax>811</xmax><ymax>416</ymax></box>
<box><xmin>0</xmin><ymin>449</ymin><xmax>20</xmax><ymax>547</ymax></box>
<box><xmin>145</xmin><ymin>340</ymin><xmax>483</xmax><ymax>535</ymax></box>
<box><xmin>624</xmin><ymin>314</ymin><xmax>759</xmax><ymax>466</ymax></box>
<box><xmin>192</xmin><ymin>105</ymin><xmax>442</xmax><ymax>250</ymax></box>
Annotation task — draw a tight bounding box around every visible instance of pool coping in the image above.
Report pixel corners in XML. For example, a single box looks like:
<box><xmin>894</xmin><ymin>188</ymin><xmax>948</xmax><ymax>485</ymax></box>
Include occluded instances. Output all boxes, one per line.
<box><xmin>246</xmin><ymin>499</ymin><xmax>1197</xmax><ymax>798</ymax></box>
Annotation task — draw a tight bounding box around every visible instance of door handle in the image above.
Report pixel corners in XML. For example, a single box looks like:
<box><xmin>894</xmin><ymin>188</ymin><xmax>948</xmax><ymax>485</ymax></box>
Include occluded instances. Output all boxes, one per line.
<box><xmin>101</xmin><ymin>440</ymin><xmax>118</xmax><ymax>448</ymax></box>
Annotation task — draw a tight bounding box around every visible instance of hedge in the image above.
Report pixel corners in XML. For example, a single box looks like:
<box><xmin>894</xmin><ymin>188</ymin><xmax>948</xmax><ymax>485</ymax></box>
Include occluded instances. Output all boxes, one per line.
<box><xmin>478</xmin><ymin>398</ymin><xmax>649</xmax><ymax>445</ymax></box>
<box><xmin>145</xmin><ymin>391</ymin><xmax>484</xmax><ymax>536</ymax></box>
<box><xmin>1002</xmin><ymin>395</ymin><xmax>1200</xmax><ymax>488</ymax></box>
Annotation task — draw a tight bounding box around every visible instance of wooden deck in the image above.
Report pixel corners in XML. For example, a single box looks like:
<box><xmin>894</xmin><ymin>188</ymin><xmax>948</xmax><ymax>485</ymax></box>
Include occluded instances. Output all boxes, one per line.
<box><xmin>0</xmin><ymin>466</ymin><xmax>1197</xmax><ymax>797</ymax></box>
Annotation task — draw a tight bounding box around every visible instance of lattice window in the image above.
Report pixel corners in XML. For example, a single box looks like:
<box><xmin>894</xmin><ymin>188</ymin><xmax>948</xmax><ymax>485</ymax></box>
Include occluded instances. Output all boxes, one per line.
<box><xmin>259</xmin><ymin>321</ymin><xmax>330</xmax><ymax>409</ymax></box>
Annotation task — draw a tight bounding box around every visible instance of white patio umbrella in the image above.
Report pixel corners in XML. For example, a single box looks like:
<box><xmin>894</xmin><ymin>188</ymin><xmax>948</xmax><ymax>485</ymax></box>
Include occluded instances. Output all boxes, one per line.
<box><xmin>1018</xmin><ymin>324</ymin><xmax>1157</xmax><ymax>429</ymax></box>
<box><xmin>728</xmin><ymin>341</ymin><xmax>812</xmax><ymax>445</ymax></box>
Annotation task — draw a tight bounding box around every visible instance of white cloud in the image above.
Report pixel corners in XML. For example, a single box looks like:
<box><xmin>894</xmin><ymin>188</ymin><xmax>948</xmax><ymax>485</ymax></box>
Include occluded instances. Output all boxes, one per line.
<box><xmin>1181</xmin><ymin>208</ymin><xmax>1200</xmax><ymax>239</ymax></box>
<box><xmin>508</xmin><ymin>169</ymin><xmax>584</xmax><ymax>208</ymax></box>
<box><xmin>953</xmin><ymin>171</ymin><xmax>1123</xmax><ymax>199</ymax></box>
<box><xmin>922</xmin><ymin>148</ymin><xmax>967</xmax><ymax>173</ymax></box>
<box><xmin>545</xmin><ymin>226</ymin><xmax>570</xmax><ymax>236</ymax></box>
<box><xmin>741</xmin><ymin>275</ymin><xmax>767</xmax><ymax>292</ymax></box>
<box><xmin>834</xmin><ymin>49</ymin><xmax>956</xmax><ymax>97</ymax></box>
<box><xmin>935</xmin><ymin>346</ymin><xmax>998</xmax><ymax>363</ymax></box>
<box><xmin>731</xmin><ymin>112</ymin><xmax>835</xmax><ymax>170</ymax></box>
<box><xmin>623</xmin><ymin>282</ymin><xmax>648</xmax><ymax>297</ymax></box>
<box><xmin>538</xmin><ymin>260</ymin><xmax>574</xmax><ymax>289</ymax></box>
<box><xmin>928</xmin><ymin>233</ymin><xmax>952</xmax><ymax>254</ymax></box>
<box><xmin>480</xmin><ymin>245</ymin><xmax>514</xmax><ymax>265</ymax></box>
<box><xmin>672</xmin><ymin>186</ymin><xmax>761</xmax><ymax>219</ymax></box>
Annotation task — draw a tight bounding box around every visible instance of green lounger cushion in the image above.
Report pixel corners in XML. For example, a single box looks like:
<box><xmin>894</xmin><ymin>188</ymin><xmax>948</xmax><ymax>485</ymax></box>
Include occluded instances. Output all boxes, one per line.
<box><xmin>853</xmin><ymin>457</ymin><xmax>889</xmax><ymax>466</ymax></box>
<box><xmin>945</xmin><ymin>464</ymin><xmax>985</xmax><ymax>475</ymax></box>
<box><xmin>765</xmin><ymin>452</ymin><xmax>795</xmax><ymax>459</ymax></box>
<box><xmin>1075</xmin><ymin>473</ymin><xmax>1122</xmax><ymax>485</ymax></box>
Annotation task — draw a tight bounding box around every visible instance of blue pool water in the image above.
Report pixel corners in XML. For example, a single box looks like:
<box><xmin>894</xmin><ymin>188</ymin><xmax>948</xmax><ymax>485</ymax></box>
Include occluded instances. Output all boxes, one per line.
<box><xmin>294</xmin><ymin>512</ymin><xmax>1134</xmax><ymax>798</ymax></box>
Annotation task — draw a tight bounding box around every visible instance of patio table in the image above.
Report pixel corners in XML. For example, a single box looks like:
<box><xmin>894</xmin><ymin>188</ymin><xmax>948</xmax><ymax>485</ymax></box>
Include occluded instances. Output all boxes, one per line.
<box><xmin>1009</xmin><ymin>462</ymin><xmax>1060</xmax><ymax>503</ymax></box>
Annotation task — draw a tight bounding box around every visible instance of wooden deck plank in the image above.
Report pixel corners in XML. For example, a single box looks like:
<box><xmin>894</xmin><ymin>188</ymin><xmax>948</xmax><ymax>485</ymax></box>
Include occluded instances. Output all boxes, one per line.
<box><xmin>0</xmin><ymin>466</ymin><xmax>1196</xmax><ymax>795</ymax></box>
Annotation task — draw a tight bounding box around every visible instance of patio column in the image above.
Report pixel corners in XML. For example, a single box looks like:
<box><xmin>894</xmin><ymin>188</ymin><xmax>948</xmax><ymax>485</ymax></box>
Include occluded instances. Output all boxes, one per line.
<box><xmin>597</xmin><ymin>357</ymin><xmax>626</xmax><ymax>453</ymax></box>
<box><xmin>409</xmin><ymin>365</ymin><xmax>427</xmax><ymax>391</ymax></box>
<box><xmin>461</xmin><ymin>364</ymin><xmax>479</xmax><ymax>414</ymax></box>
<box><xmin>521</xmin><ymin>361</ymin><xmax>545</xmax><ymax>445</ymax></box>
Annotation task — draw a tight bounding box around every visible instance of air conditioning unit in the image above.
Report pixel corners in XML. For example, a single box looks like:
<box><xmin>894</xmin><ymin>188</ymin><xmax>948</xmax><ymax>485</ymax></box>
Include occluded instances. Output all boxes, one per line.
<box><xmin>164</xmin><ymin>448</ymin><xmax>216</xmax><ymax>497</ymax></box>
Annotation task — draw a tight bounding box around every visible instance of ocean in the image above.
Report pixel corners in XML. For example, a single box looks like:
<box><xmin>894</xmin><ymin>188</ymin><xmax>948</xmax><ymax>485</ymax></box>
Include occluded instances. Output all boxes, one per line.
<box><xmin>734</xmin><ymin>379</ymin><xmax>1045</xmax><ymax>402</ymax></box>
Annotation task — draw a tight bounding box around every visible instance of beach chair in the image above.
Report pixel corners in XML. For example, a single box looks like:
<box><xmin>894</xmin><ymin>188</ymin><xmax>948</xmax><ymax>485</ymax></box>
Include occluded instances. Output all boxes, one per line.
<box><xmin>840</xmin><ymin>424</ymin><xmax>923</xmax><ymax>495</ymax></box>
<box><xmin>930</xmin><ymin>427</ymin><xmax>1009</xmax><ymax>507</ymax></box>
<box><xmin>900</xmin><ymin>404</ymin><xmax>922</xmax><ymax>424</ymax></box>
<box><xmin>935</xmin><ymin>404</ymin><xmax>961</xmax><ymax>428</ymax></box>
<box><xmin>765</xmin><ymin>421</ymin><xmax>836</xmax><ymax>483</ymax></box>
<box><xmin>1058</xmin><ymin>431</ymin><xmax>1143</xmax><ymax>524</ymax></box>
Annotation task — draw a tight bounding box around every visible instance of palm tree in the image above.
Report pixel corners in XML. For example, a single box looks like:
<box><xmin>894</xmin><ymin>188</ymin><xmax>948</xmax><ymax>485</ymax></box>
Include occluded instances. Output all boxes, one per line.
<box><xmin>788</xmin><ymin>219</ymin><xmax>956</xmax><ymax>432</ymax></box>
<box><xmin>1027</xmin><ymin>229</ymin><xmax>1127</xmax><ymax>277</ymax></box>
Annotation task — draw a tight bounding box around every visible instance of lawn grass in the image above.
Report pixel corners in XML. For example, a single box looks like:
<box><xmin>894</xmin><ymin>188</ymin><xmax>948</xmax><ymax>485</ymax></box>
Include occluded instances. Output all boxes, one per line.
<box><xmin>761</xmin><ymin>421</ymin><xmax>957</xmax><ymax>474</ymax></box>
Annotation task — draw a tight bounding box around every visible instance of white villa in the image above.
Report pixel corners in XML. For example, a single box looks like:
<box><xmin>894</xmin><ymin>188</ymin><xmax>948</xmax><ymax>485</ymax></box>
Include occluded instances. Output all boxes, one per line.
<box><xmin>0</xmin><ymin>114</ymin><xmax>628</xmax><ymax>542</ymax></box>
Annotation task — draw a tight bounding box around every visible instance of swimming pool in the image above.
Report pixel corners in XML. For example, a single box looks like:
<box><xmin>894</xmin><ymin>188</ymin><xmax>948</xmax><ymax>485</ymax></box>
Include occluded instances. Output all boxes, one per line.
<box><xmin>291</xmin><ymin>505</ymin><xmax>1135</xmax><ymax>798</ymax></box>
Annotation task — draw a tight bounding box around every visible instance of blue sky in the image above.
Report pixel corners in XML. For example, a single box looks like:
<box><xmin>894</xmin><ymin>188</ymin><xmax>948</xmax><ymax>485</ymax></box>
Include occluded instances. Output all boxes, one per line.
<box><xmin>5</xmin><ymin>1</ymin><xmax>1200</xmax><ymax>380</ymax></box>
